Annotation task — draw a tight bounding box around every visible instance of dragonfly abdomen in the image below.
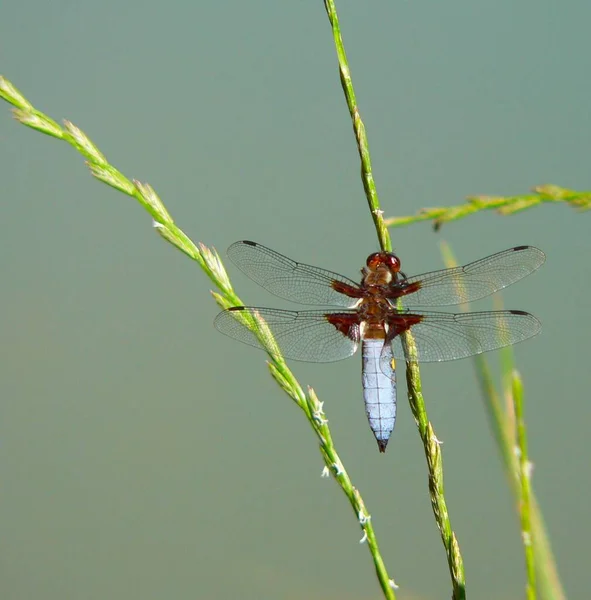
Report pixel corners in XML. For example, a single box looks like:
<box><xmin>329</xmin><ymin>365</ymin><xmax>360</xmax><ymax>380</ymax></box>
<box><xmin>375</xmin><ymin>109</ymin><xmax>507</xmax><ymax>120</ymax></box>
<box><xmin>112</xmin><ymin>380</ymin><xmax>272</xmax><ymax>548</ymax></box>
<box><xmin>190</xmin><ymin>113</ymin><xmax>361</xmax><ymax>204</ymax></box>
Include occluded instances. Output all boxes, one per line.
<box><xmin>361</xmin><ymin>339</ymin><xmax>396</xmax><ymax>453</ymax></box>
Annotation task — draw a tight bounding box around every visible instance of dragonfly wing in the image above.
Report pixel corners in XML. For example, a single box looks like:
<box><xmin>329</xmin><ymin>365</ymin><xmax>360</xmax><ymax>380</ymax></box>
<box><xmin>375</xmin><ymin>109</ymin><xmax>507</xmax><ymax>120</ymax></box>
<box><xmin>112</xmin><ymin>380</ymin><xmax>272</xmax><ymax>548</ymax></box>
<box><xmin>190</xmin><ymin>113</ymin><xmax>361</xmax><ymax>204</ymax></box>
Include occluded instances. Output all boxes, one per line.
<box><xmin>400</xmin><ymin>246</ymin><xmax>545</xmax><ymax>307</ymax></box>
<box><xmin>227</xmin><ymin>241</ymin><xmax>361</xmax><ymax>306</ymax></box>
<box><xmin>390</xmin><ymin>310</ymin><xmax>541</xmax><ymax>362</ymax></box>
<box><xmin>214</xmin><ymin>307</ymin><xmax>360</xmax><ymax>362</ymax></box>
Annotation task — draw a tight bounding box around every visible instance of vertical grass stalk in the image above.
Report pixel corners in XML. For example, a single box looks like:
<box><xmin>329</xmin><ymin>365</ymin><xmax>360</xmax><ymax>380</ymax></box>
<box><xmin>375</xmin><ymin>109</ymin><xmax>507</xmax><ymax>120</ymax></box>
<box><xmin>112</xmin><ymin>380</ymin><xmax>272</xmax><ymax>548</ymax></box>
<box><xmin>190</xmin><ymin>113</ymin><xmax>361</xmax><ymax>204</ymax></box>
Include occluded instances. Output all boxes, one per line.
<box><xmin>321</xmin><ymin>5</ymin><xmax>466</xmax><ymax>596</ymax></box>
<box><xmin>512</xmin><ymin>371</ymin><xmax>536</xmax><ymax>599</ymax></box>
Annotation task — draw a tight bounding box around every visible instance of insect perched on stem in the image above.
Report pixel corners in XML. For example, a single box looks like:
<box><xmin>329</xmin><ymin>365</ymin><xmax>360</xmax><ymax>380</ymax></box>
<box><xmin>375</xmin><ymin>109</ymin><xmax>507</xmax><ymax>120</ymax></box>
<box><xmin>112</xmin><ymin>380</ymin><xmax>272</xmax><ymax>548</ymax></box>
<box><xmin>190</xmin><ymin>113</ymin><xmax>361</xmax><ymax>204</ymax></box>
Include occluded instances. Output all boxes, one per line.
<box><xmin>215</xmin><ymin>241</ymin><xmax>545</xmax><ymax>452</ymax></box>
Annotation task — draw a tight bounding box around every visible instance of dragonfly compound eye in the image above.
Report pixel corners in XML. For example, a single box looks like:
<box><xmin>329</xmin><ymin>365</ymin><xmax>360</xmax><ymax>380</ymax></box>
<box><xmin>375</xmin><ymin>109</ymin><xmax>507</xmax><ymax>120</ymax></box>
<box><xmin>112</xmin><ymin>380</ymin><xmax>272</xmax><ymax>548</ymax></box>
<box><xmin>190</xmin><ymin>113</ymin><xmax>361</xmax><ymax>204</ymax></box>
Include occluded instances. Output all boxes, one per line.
<box><xmin>366</xmin><ymin>252</ymin><xmax>401</xmax><ymax>273</ymax></box>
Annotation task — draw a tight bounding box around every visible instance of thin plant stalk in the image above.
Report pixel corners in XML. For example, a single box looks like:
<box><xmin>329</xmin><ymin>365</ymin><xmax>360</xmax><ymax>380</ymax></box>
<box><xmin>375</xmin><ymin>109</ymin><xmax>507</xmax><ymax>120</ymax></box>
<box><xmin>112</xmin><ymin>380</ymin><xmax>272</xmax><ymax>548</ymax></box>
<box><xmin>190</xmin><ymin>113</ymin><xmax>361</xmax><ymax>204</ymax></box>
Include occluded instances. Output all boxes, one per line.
<box><xmin>385</xmin><ymin>185</ymin><xmax>590</xmax><ymax>230</ymax></box>
<box><xmin>403</xmin><ymin>339</ymin><xmax>466</xmax><ymax>599</ymax></box>
<box><xmin>323</xmin><ymin>0</ymin><xmax>391</xmax><ymax>253</ymax></box>
<box><xmin>322</xmin><ymin>3</ymin><xmax>466</xmax><ymax>598</ymax></box>
<box><xmin>440</xmin><ymin>241</ymin><xmax>565</xmax><ymax>600</ymax></box>
<box><xmin>512</xmin><ymin>370</ymin><xmax>536</xmax><ymax>599</ymax></box>
<box><xmin>0</xmin><ymin>74</ymin><xmax>398</xmax><ymax>599</ymax></box>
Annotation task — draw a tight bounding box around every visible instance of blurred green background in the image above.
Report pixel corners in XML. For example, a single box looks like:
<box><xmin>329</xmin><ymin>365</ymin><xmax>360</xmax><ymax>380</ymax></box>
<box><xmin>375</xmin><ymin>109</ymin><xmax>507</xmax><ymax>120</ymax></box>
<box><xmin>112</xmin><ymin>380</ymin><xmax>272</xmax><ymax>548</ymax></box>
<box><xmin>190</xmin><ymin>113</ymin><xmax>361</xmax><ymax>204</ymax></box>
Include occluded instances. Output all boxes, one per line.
<box><xmin>1</xmin><ymin>1</ymin><xmax>589</xmax><ymax>598</ymax></box>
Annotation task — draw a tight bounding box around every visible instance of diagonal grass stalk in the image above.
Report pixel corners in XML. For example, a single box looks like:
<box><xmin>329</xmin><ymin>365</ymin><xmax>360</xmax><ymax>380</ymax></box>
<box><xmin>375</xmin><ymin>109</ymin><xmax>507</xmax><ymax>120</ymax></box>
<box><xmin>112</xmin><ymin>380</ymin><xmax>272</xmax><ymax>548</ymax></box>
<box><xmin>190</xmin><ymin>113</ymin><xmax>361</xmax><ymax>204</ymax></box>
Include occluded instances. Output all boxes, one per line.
<box><xmin>0</xmin><ymin>74</ymin><xmax>398</xmax><ymax>598</ymax></box>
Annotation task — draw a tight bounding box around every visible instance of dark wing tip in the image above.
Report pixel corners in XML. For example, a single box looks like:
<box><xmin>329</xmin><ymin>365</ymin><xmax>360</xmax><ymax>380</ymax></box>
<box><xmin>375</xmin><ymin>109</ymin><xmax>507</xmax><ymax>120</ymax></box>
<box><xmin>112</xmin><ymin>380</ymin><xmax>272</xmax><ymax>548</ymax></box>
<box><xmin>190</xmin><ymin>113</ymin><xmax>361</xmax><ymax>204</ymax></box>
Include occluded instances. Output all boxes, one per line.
<box><xmin>510</xmin><ymin>246</ymin><xmax>546</xmax><ymax>273</ymax></box>
<box><xmin>512</xmin><ymin>245</ymin><xmax>546</xmax><ymax>259</ymax></box>
<box><xmin>377</xmin><ymin>440</ymin><xmax>388</xmax><ymax>453</ymax></box>
<box><xmin>227</xmin><ymin>240</ymin><xmax>257</xmax><ymax>255</ymax></box>
<box><xmin>507</xmin><ymin>310</ymin><xmax>542</xmax><ymax>336</ymax></box>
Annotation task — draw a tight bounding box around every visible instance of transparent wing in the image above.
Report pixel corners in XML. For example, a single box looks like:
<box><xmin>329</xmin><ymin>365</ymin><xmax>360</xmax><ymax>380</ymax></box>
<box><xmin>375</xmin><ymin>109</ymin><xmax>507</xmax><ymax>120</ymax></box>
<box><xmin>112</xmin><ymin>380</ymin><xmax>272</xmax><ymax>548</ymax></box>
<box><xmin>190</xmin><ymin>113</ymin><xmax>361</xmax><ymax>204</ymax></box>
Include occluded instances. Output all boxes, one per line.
<box><xmin>214</xmin><ymin>307</ymin><xmax>360</xmax><ymax>362</ymax></box>
<box><xmin>400</xmin><ymin>246</ymin><xmax>545</xmax><ymax>307</ymax></box>
<box><xmin>227</xmin><ymin>241</ymin><xmax>361</xmax><ymax>307</ymax></box>
<box><xmin>391</xmin><ymin>310</ymin><xmax>541</xmax><ymax>362</ymax></box>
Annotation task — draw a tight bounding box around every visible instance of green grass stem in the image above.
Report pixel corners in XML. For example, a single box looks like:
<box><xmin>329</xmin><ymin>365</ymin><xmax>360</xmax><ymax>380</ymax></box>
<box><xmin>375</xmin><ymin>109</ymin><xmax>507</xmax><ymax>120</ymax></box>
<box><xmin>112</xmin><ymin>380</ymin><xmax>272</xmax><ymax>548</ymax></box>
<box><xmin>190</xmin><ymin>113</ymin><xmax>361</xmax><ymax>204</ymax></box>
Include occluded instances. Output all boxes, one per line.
<box><xmin>323</xmin><ymin>0</ymin><xmax>390</xmax><ymax>253</ymax></box>
<box><xmin>386</xmin><ymin>185</ymin><xmax>590</xmax><ymax>230</ymax></box>
<box><xmin>0</xmin><ymin>73</ymin><xmax>399</xmax><ymax>599</ymax></box>
<box><xmin>440</xmin><ymin>242</ymin><xmax>565</xmax><ymax>600</ymax></box>
<box><xmin>512</xmin><ymin>370</ymin><xmax>536</xmax><ymax>600</ymax></box>
<box><xmin>322</xmin><ymin>2</ymin><xmax>465</xmax><ymax>596</ymax></box>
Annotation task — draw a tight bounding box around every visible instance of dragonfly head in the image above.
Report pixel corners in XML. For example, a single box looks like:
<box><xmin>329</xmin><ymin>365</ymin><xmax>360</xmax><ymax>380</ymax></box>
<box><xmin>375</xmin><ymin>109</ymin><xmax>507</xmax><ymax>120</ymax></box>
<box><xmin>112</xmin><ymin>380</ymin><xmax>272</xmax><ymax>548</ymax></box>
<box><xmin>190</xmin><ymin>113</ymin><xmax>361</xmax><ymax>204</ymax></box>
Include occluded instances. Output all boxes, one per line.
<box><xmin>364</xmin><ymin>252</ymin><xmax>402</xmax><ymax>286</ymax></box>
<box><xmin>365</xmin><ymin>252</ymin><xmax>400</xmax><ymax>273</ymax></box>
<box><xmin>366</xmin><ymin>252</ymin><xmax>401</xmax><ymax>273</ymax></box>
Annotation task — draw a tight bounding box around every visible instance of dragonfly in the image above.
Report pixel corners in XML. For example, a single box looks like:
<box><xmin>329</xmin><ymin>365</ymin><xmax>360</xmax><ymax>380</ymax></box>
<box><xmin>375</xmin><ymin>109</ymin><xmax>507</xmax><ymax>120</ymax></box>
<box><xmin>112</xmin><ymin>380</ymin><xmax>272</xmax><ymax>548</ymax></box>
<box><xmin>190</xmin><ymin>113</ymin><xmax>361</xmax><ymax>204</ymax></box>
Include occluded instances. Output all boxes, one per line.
<box><xmin>215</xmin><ymin>241</ymin><xmax>545</xmax><ymax>452</ymax></box>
